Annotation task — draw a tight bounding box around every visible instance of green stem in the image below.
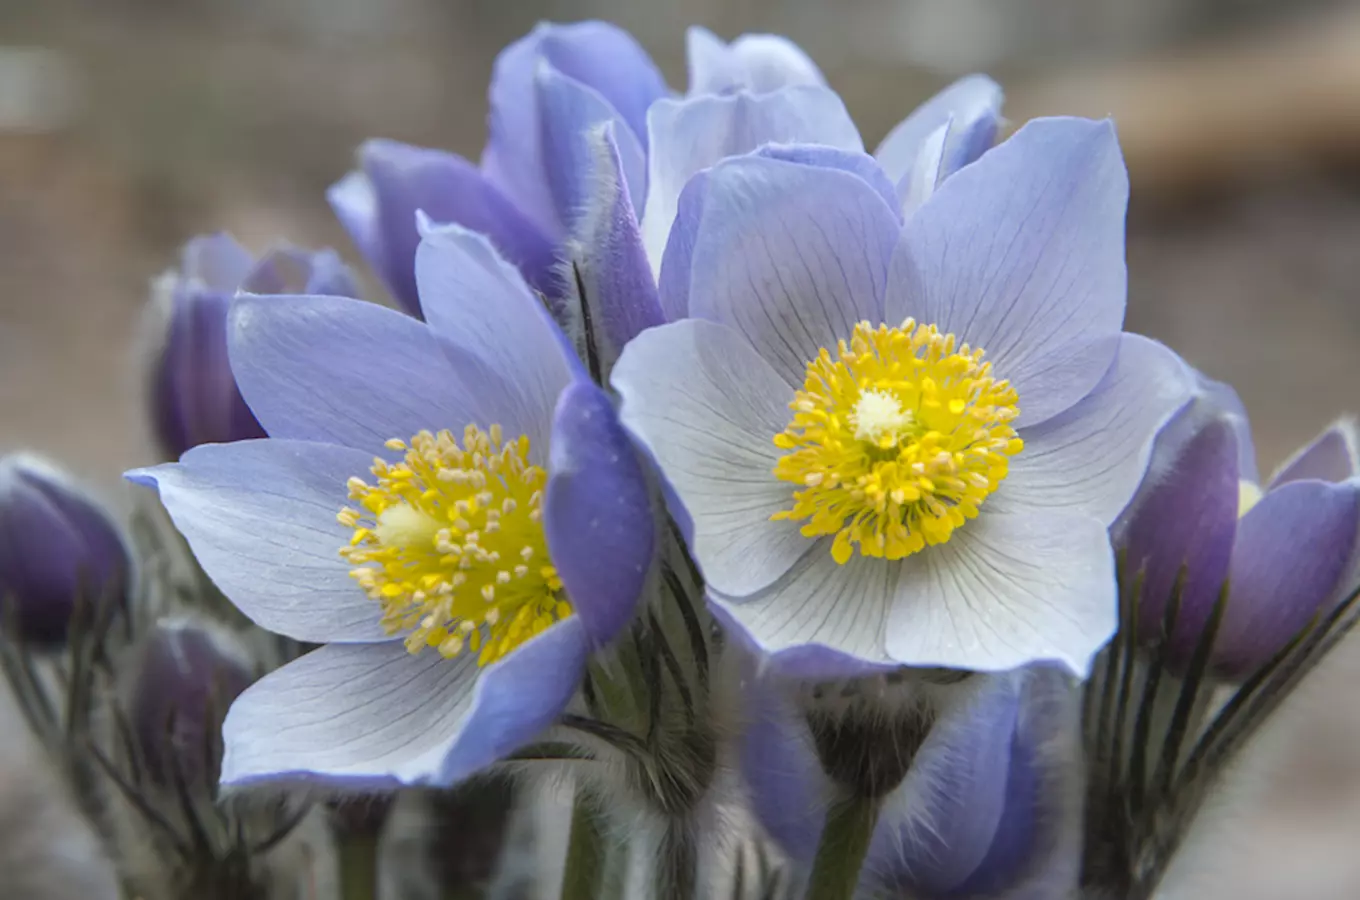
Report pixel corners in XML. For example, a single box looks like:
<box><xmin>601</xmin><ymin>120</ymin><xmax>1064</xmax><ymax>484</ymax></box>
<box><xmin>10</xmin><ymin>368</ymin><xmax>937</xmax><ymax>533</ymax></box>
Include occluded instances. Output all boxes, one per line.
<box><xmin>562</xmin><ymin>792</ymin><xmax>606</xmax><ymax>900</ymax></box>
<box><xmin>339</xmin><ymin>833</ymin><xmax>379</xmax><ymax>900</ymax></box>
<box><xmin>803</xmin><ymin>794</ymin><xmax>880</xmax><ymax>900</ymax></box>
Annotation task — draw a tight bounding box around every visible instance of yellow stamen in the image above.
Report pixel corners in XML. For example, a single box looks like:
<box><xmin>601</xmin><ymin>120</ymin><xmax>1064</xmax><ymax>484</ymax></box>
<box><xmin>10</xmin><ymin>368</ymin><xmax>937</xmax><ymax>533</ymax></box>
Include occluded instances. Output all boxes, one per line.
<box><xmin>338</xmin><ymin>425</ymin><xmax>567</xmax><ymax>666</ymax></box>
<box><xmin>1238</xmin><ymin>480</ymin><xmax>1262</xmax><ymax>518</ymax></box>
<box><xmin>772</xmin><ymin>319</ymin><xmax>1023</xmax><ymax>563</ymax></box>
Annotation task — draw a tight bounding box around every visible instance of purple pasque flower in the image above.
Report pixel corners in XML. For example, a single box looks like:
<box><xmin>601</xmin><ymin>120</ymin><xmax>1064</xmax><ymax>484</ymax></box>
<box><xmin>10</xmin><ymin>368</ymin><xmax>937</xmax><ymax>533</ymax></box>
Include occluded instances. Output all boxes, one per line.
<box><xmin>0</xmin><ymin>455</ymin><xmax>130</xmax><ymax>646</ymax></box>
<box><xmin>1114</xmin><ymin>380</ymin><xmax>1360</xmax><ymax>679</ymax></box>
<box><xmin>740</xmin><ymin>666</ymin><xmax>1080</xmax><ymax>897</ymax></box>
<box><xmin>613</xmin><ymin>118</ymin><xmax>1196</xmax><ymax>675</ymax></box>
<box><xmin>329</xmin><ymin>21</ymin><xmax>668</xmax><ymax>316</ymax></box>
<box><xmin>148</xmin><ymin>232</ymin><xmax>356</xmax><ymax>460</ymax></box>
<box><xmin>128</xmin><ymin>224</ymin><xmax>654</xmax><ymax>788</ymax></box>
<box><xmin>684</xmin><ymin>26</ymin><xmax>827</xmax><ymax>95</ymax></box>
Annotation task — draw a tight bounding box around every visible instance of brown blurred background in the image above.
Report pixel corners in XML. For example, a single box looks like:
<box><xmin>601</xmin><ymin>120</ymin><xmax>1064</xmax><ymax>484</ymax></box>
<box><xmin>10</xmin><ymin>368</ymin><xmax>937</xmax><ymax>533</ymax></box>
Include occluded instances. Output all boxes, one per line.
<box><xmin>3</xmin><ymin>0</ymin><xmax>1360</xmax><ymax>896</ymax></box>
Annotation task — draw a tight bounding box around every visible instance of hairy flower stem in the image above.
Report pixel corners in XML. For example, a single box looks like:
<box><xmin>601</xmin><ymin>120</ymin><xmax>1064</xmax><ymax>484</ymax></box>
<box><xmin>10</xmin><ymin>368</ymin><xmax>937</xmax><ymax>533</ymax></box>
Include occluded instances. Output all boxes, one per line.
<box><xmin>339</xmin><ymin>833</ymin><xmax>379</xmax><ymax>900</ymax></box>
<box><xmin>652</xmin><ymin>820</ymin><xmax>698</xmax><ymax>900</ymax></box>
<box><xmin>802</xmin><ymin>794</ymin><xmax>880</xmax><ymax>900</ymax></box>
<box><xmin>562</xmin><ymin>793</ymin><xmax>605</xmax><ymax>900</ymax></box>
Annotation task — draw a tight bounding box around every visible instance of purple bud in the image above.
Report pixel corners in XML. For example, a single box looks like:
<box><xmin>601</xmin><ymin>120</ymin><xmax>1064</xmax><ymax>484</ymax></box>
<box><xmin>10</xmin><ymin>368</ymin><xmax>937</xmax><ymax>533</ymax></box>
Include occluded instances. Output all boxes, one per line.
<box><xmin>127</xmin><ymin>622</ymin><xmax>254</xmax><ymax>789</ymax></box>
<box><xmin>147</xmin><ymin>233</ymin><xmax>357</xmax><ymax>459</ymax></box>
<box><xmin>0</xmin><ymin>455</ymin><xmax>129</xmax><ymax>646</ymax></box>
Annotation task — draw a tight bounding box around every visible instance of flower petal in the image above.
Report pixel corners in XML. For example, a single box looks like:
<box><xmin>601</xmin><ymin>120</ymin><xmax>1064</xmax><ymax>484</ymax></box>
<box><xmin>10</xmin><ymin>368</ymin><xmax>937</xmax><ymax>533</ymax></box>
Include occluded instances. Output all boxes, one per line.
<box><xmin>680</xmin><ymin>155</ymin><xmax>899</xmax><ymax>386</ymax></box>
<box><xmin>1195</xmin><ymin>370</ymin><xmax>1259</xmax><ymax>483</ymax></box>
<box><xmin>228</xmin><ymin>293</ymin><xmax>492</xmax><ymax>451</ymax></box>
<box><xmin>544</xmin><ymin>382</ymin><xmax>655</xmax><ymax>646</ymax></box>
<box><xmin>536</xmin><ymin>63</ymin><xmax>646</xmax><ymax>231</ymax></box>
<box><xmin>1112</xmin><ymin>405</ymin><xmax>1241</xmax><ymax>660</ymax></box>
<box><xmin>483</xmin><ymin>21</ymin><xmax>667</xmax><ymax>237</ymax></box>
<box><xmin>612</xmin><ymin>319</ymin><xmax>809</xmax><ymax>597</ymax></box>
<box><xmin>995</xmin><ymin>334</ymin><xmax>1194</xmax><ymax>524</ymax></box>
<box><xmin>220</xmin><ymin>641</ymin><xmax>477</xmax><ymax>788</ymax></box>
<box><xmin>1269</xmin><ymin>418</ymin><xmax>1360</xmax><ymax>487</ymax></box>
<box><xmin>642</xmin><ymin>86</ymin><xmax>863</xmax><ymax>272</ymax></box>
<box><xmin>241</xmin><ymin>247</ymin><xmax>357</xmax><ymax>299</ymax></box>
<box><xmin>887</xmin><ymin>509</ymin><xmax>1117</xmax><ymax>673</ymax></box>
<box><xmin>874</xmin><ymin>74</ymin><xmax>1003</xmax><ymax>210</ymax></box>
<box><xmin>869</xmin><ymin>675</ymin><xmax>1019</xmax><ymax>894</ymax></box>
<box><xmin>897</xmin><ymin>122</ymin><xmax>948</xmax><ymax>216</ymax></box>
<box><xmin>437</xmin><ymin>617</ymin><xmax>589</xmax><ymax>784</ymax></box>
<box><xmin>126</xmin><ymin>440</ymin><xmax>389</xmax><ymax>643</ymax></box>
<box><xmin>886</xmin><ymin>117</ymin><xmax>1128</xmax><ymax>427</ymax></box>
<box><xmin>685</xmin><ymin>26</ymin><xmax>826</xmax><ymax>95</ymax></box>
<box><xmin>182</xmin><ymin>232</ymin><xmax>254</xmax><ymax>292</ymax></box>
<box><xmin>333</xmin><ymin>140</ymin><xmax>558</xmax><ymax>315</ymax></box>
<box><xmin>562</xmin><ymin>121</ymin><xmax>664</xmax><ymax>377</ymax></box>
<box><xmin>415</xmin><ymin>224</ymin><xmax>578</xmax><ymax>456</ymax></box>
<box><xmin>1215</xmin><ymin>479</ymin><xmax>1360</xmax><ymax>677</ymax></box>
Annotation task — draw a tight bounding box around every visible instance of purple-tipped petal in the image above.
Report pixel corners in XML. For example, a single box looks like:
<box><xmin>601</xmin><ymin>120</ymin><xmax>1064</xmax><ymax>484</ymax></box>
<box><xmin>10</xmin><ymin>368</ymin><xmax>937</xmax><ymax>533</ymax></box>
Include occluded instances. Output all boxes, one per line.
<box><xmin>1269</xmin><ymin>419</ymin><xmax>1360</xmax><ymax>487</ymax></box>
<box><xmin>437</xmin><ymin>617</ymin><xmax>589</xmax><ymax>784</ymax></box>
<box><xmin>543</xmin><ymin>381</ymin><xmax>655</xmax><ymax>646</ymax></box>
<box><xmin>1113</xmin><ymin>405</ymin><xmax>1241</xmax><ymax>660</ymax></box>
<box><xmin>874</xmin><ymin>75</ymin><xmax>1004</xmax><ymax>211</ymax></box>
<box><xmin>415</xmin><ymin>224</ymin><xmax>577</xmax><ymax>457</ymax></box>
<box><xmin>997</xmin><ymin>334</ymin><xmax>1195</xmax><ymax>525</ymax></box>
<box><xmin>869</xmin><ymin>676</ymin><xmax>1019</xmax><ymax>894</ymax></box>
<box><xmin>753</xmin><ymin>144</ymin><xmax>902</xmax><ymax>222</ymax></box>
<box><xmin>681</xmin><ymin>155</ymin><xmax>898</xmax><ymax>386</ymax></box>
<box><xmin>483</xmin><ymin>21</ymin><xmax>667</xmax><ymax>238</ymax></box>
<box><xmin>612</xmin><ymin>319</ymin><xmax>808</xmax><ymax>598</ymax></box>
<box><xmin>220</xmin><ymin>641</ymin><xmax>478</xmax><ymax>789</ymax></box>
<box><xmin>228</xmin><ymin>293</ymin><xmax>494</xmax><ymax>452</ymax></box>
<box><xmin>886</xmin><ymin>117</ymin><xmax>1128</xmax><ymax>428</ymax></box>
<box><xmin>332</xmin><ymin>140</ymin><xmax>558</xmax><ymax>315</ymax></box>
<box><xmin>240</xmin><ymin>247</ymin><xmax>357</xmax><ymax>298</ymax></box>
<box><xmin>562</xmin><ymin>122</ymin><xmax>663</xmax><ymax>371</ymax></box>
<box><xmin>642</xmin><ymin>87</ymin><xmax>863</xmax><ymax>271</ymax></box>
<box><xmin>536</xmin><ymin>64</ymin><xmax>646</xmax><ymax>230</ymax></box>
<box><xmin>181</xmin><ymin>232</ymin><xmax>254</xmax><ymax>291</ymax></box>
<box><xmin>1215</xmin><ymin>479</ymin><xmax>1360</xmax><ymax>677</ymax></box>
<box><xmin>127</xmin><ymin>440</ymin><xmax>389</xmax><ymax>643</ymax></box>
<box><xmin>685</xmin><ymin>26</ymin><xmax>826</xmax><ymax>95</ymax></box>
<box><xmin>888</xmin><ymin>509</ymin><xmax>1116</xmax><ymax>674</ymax></box>
<box><xmin>1195</xmin><ymin>372</ymin><xmax>1258</xmax><ymax>484</ymax></box>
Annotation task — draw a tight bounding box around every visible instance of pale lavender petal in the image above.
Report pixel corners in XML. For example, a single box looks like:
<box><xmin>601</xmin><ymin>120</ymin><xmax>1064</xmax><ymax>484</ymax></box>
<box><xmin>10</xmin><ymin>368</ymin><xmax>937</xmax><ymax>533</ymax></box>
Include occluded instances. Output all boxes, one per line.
<box><xmin>1269</xmin><ymin>419</ymin><xmax>1360</xmax><ymax>487</ymax></box>
<box><xmin>333</xmin><ymin>140</ymin><xmax>558</xmax><ymax>315</ymax></box>
<box><xmin>753</xmin><ymin>144</ymin><xmax>901</xmax><ymax>222</ymax></box>
<box><xmin>642</xmin><ymin>86</ymin><xmax>863</xmax><ymax>272</ymax></box>
<box><xmin>563</xmin><ymin>122</ymin><xmax>663</xmax><ymax>373</ymax></box>
<box><xmin>869</xmin><ymin>675</ymin><xmax>1019</xmax><ymax>894</ymax></box>
<box><xmin>886</xmin><ymin>117</ymin><xmax>1128</xmax><ymax>427</ymax></box>
<box><xmin>995</xmin><ymin>334</ymin><xmax>1195</xmax><ymax>524</ymax></box>
<box><xmin>437</xmin><ymin>617</ymin><xmax>589</xmax><ymax>784</ymax></box>
<box><xmin>415</xmin><ymin>224</ymin><xmax>577</xmax><ymax>456</ymax></box>
<box><xmin>897</xmin><ymin>121</ymin><xmax>948</xmax><ymax>215</ymax></box>
<box><xmin>536</xmin><ymin>63</ymin><xmax>645</xmax><ymax>230</ymax></box>
<box><xmin>1195</xmin><ymin>371</ymin><xmax>1258</xmax><ymax>483</ymax></box>
<box><xmin>543</xmin><ymin>382</ymin><xmax>654</xmax><ymax>646</ymax></box>
<box><xmin>612</xmin><ymin>319</ymin><xmax>809</xmax><ymax>598</ymax></box>
<box><xmin>483</xmin><ymin>21</ymin><xmax>666</xmax><ymax>237</ymax></box>
<box><xmin>126</xmin><ymin>440</ymin><xmax>389</xmax><ymax>643</ymax></box>
<box><xmin>182</xmin><ymin>232</ymin><xmax>254</xmax><ymax>292</ymax></box>
<box><xmin>682</xmin><ymin>155</ymin><xmax>899</xmax><ymax>386</ymax></box>
<box><xmin>240</xmin><ymin>247</ymin><xmax>357</xmax><ymax>298</ymax></box>
<box><xmin>228</xmin><ymin>293</ymin><xmax>495</xmax><ymax>451</ymax></box>
<box><xmin>220</xmin><ymin>641</ymin><xmax>476</xmax><ymax>789</ymax></box>
<box><xmin>887</xmin><ymin>510</ymin><xmax>1116</xmax><ymax>673</ymax></box>
<box><xmin>874</xmin><ymin>75</ymin><xmax>1003</xmax><ymax>206</ymax></box>
<box><xmin>685</xmin><ymin>26</ymin><xmax>826</xmax><ymax>95</ymax></box>
<box><xmin>1113</xmin><ymin>405</ymin><xmax>1240</xmax><ymax>660</ymax></box>
<box><xmin>1215</xmin><ymin>480</ymin><xmax>1360</xmax><ymax>677</ymax></box>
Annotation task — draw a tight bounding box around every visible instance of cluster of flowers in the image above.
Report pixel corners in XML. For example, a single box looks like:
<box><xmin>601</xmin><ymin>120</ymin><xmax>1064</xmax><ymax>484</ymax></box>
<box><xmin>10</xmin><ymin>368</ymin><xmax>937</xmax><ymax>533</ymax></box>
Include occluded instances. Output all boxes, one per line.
<box><xmin>4</xmin><ymin>20</ymin><xmax>1359</xmax><ymax>900</ymax></box>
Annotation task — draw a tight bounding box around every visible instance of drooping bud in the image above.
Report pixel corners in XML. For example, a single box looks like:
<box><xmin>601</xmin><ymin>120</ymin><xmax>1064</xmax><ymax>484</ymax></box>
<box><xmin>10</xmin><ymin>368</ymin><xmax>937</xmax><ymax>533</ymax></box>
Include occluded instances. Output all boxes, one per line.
<box><xmin>146</xmin><ymin>233</ymin><xmax>356</xmax><ymax>460</ymax></box>
<box><xmin>126</xmin><ymin>621</ymin><xmax>253</xmax><ymax>789</ymax></box>
<box><xmin>0</xmin><ymin>454</ymin><xmax>129</xmax><ymax>646</ymax></box>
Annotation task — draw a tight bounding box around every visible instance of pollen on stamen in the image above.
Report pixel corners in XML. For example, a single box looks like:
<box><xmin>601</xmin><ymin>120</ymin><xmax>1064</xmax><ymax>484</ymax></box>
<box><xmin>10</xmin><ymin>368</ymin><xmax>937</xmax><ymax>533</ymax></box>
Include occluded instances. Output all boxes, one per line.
<box><xmin>339</xmin><ymin>424</ymin><xmax>571</xmax><ymax>666</ymax></box>
<box><xmin>772</xmin><ymin>319</ymin><xmax>1023</xmax><ymax>564</ymax></box>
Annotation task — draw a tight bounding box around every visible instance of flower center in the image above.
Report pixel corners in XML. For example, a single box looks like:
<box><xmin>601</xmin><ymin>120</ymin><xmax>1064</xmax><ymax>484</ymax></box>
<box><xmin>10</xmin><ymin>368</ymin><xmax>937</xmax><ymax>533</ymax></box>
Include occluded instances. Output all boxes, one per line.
<box><xmin>337</xmin><ymin>425</ymin><xmax>569</xmax><ymax>666</ymax></box>
<box><xmin>771</xmin><ymin>319</ymin><xmax>1023</xmax><ymax>564</ymax></box>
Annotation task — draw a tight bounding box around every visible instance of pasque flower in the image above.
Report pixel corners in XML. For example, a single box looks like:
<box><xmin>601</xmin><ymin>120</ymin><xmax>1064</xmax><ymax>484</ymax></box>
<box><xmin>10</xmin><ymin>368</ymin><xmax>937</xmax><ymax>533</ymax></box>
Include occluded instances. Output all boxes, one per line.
<box><xmin>613</xmin><ymin>118</ymin><xmax>1195</xmax><ymax>674</ymax></box>
<box><xmin>129</xmin><ymin>225</ymin><xmax>654</xmax><ymax>787</ymax></box>
<box><xmin>1114</xmin><ymin>379</ymin><xmax>1360</xmax><ymax>678</ymax></box>
<box><xmin>740</xmin><ymin>667</ymin><xmax>1080</xmax><ymax>897</ymax></box>
<box><xmin>148</xmin><ymin>232</ymin><xmax>356</xmax><ymax>460</ymax></box>
<box><xmin>0</xmin><ymin>455</ymin><xmax>129</xmax><ymax>645</ymax></box>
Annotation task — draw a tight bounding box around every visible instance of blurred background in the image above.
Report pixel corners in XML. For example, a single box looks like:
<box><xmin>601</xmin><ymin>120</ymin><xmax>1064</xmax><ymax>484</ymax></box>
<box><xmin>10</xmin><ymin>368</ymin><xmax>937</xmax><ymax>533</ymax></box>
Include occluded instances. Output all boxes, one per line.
<box><xmin>3</xmin><ymin>0</ymin><xmax>1360</xmax><ymax>896</ymax></box>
